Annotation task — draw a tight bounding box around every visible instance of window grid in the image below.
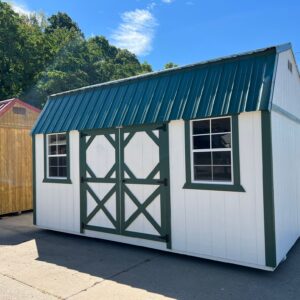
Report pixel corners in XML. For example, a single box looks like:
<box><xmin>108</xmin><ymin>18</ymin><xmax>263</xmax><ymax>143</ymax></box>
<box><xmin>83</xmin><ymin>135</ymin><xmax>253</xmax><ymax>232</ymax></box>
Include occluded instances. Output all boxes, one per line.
<box><xmin>47</xmin><ymin>133</ymin><xmax>67</xmax><ymax>179</ymax></box>
<box><xmin>190</xmin><ymin>117</ymin><xmax>233</xmax><ymax>184</ymax></box>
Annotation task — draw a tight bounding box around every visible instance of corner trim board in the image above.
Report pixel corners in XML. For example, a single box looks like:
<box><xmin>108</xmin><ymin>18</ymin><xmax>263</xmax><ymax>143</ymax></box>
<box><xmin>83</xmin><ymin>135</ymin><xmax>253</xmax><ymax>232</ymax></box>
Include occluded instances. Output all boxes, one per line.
<box><xmin>32</xmin><ymin>135</ymin><xmax>36</xmax><ymax>225</ymax></box>
<box><xmin>261</xmin><ymin>111</ymin><xmax>277</xmax><ymax>268</ymax></box>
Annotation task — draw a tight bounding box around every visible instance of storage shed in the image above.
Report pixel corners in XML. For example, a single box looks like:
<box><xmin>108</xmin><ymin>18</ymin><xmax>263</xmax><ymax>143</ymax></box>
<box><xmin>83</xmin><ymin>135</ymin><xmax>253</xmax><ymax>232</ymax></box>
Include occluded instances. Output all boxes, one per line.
<box><xmin>32</xmin><ymin>43</ymin><xmax>300</xmax><ymax>270</ymax></box>
<box><xmin>0</xmin><ymin>98</ymin><xmax>40</xmax><ymax>215</ymax></box>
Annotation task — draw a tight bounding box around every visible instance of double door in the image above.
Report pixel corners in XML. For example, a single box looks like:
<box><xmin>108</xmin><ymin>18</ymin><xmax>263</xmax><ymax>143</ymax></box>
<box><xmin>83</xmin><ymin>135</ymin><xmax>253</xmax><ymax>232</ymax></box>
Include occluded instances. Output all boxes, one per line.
<box><xmin>80</xmin><ymin>124</ymin><xmax>171</xmax><ymax>247</ymax></box>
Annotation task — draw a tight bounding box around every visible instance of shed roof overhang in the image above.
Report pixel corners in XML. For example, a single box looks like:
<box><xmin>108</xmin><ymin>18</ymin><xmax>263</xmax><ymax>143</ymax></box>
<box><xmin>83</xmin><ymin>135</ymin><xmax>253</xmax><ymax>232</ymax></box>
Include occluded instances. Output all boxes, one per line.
<box><xmin>31</xmin><ymin>43</ymin><xmax>292</xmax><ymax>135</ymax></box>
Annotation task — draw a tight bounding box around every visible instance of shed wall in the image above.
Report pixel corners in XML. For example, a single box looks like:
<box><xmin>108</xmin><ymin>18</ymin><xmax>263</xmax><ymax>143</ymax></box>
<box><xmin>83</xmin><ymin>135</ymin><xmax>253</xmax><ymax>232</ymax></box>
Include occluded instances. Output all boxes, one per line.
<box><xmin>169</xmin><ymin>112</ymin><xmax>265</xmax><ymax>267</ymax></box>
<box><xmin>0</xmin><ymin>102</ymin><xmax>39</xmax><ymax>128</ymax></box>
<box><xmin>0</xmin><ymin>103</ymin><xmax>40</xmax><ymax>215</ymax></box>
<box><xmin>271</xmin><ymin>111</ymin><xmax>300</xmax><ymax>264</ymax></box>
<box><xmin>35</xmin><ymin>132</ymin><xmax>81</xmax><ymax>232</ymax></box>
<box><xmin>271</xmin><ymin>49</ymin><xmax>300</xmax><ymax>264</ymax></box>
<box><xmin>0</xmin><ymin>128</ymin><xmax>33</xmax><ymax>214</ymax></box>
<box><xmin>35</xmin><ymin>111</ymin><xmax>266</xmax><ymax>268</ymax></box>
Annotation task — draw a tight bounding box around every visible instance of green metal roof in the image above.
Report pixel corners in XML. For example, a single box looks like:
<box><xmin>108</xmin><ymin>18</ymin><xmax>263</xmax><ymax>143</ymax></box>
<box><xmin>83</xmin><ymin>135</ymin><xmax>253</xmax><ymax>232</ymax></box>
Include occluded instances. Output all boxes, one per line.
<box><xmin>32</xmin><ymin>44</ymin><xmax>291</xmax><ymax>134</ymax></box>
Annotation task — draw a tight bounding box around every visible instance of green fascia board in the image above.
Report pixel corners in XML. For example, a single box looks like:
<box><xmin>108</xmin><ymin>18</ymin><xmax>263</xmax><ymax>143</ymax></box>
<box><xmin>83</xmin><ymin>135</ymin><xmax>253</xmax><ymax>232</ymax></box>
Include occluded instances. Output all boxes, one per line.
<box><xmin>32</xmin><ymin>44</ymin><xmax>290</xmax><ymax>135</ymax></box>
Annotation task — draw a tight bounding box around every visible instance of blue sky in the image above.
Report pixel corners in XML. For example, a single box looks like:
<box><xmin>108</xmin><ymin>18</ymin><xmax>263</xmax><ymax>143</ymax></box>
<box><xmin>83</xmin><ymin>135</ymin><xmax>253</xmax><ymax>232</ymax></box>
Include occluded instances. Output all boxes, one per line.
<box><xmin>6</xmin><ymin>0</ymin><xmax>300</xmax><ymax>70</ymax></box>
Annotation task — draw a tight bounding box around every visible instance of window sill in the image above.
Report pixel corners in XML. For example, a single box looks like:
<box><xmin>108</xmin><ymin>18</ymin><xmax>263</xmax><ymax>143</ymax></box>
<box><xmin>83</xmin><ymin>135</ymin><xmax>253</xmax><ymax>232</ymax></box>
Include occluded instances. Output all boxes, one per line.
<box><xmin>183</xmin><ymin>182</ymin><xmax>245</xmax><ymax>192</ymax></box>
<box><xmin>43</xmin><ymin>178</ymin><xmax>72</xmax><ymax>184</ymax></box>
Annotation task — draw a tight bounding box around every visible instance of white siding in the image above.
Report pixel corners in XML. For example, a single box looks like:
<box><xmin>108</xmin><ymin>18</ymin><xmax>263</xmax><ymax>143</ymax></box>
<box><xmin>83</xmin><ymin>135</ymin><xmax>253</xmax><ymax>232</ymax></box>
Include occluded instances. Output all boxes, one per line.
<box><xmin>169</xmin><ymin>112</ymin><xmax>266</xmax><ymax>267</ymax></box>
<box><xmin>35</xmin><ymin>131</ymin><xmax>80</xmax><ymax>233</ymax></box>
<box><xmin>271</xmin><ymin>49</ymin><xmax>300</xmax><ymax>264</ymax></box>
<box><xmin>272</xmin><ymin>49</ymin><xmax>300</xmax><ymax>118</ymax></box>
<box><xmin>35</xmin><ymin>112</ymin><xmax>267</xmax><ymax>269</ymax></box>
<box><xmin>271</xmin><ymin>112</ymin><xmax>300</xmax><ymax>264</ymax></box>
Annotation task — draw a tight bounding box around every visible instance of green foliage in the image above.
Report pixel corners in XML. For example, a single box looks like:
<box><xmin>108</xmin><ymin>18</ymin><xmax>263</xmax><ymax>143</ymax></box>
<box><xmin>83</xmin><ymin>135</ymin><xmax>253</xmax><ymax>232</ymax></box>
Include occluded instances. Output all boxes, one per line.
<box><xmin>164</xmin><ymin>62</ymin><xmax>178</xmax><ymax>69</ymax></box>
<box><xmin>45</xmin><ymin>12</ymin><xmax>83</xmax><ymax>36</ymax></box>
<box><xmin>0</xmin><ymin>2</ymin><xmax>153</xmax><ymax>107</ymax></box>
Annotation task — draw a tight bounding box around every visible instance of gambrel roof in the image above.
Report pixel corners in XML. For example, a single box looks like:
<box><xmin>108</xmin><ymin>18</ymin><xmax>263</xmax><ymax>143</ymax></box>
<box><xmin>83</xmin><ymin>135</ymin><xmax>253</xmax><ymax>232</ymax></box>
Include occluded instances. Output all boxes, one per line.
<box><xmin>32</xmin><ymin>43</ymin><xmax>292</xmax><ymax>134</ymax></box>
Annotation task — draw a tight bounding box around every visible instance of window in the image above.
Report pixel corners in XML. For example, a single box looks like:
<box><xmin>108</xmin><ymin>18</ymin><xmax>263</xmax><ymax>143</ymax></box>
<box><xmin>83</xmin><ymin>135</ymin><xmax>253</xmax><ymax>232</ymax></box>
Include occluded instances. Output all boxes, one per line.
<box><xmin>184</xmin><ymin>115</ymin><xmax>244</xmax><ymax>192</ymax></box>
<box><xmin>191</xmin><ymin>117</ymin><xmax>232</xmax><ymax>183</ymax></box>
<box><xmin>44</xmin><ymin>133</ymin><xmax>71</xmax><ymax>183</ymax></box>
<box><xmin>13</xmin><ymin>107</ymin><xmax>26</xmax><ymax>115</ymax></box>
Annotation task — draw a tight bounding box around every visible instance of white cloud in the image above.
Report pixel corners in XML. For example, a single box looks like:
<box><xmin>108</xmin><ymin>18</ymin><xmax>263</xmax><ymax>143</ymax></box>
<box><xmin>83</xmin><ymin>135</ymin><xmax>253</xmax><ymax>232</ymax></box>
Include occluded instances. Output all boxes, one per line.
<box><xmin>161</xmin><ymin>0</ymin><xmax>174</xmax><ymax>3</ymax></box>
<box><xmin>8</xmin><ymin>1</ymin><xmax>33</xmax><ymax>17</ymax></box>
<box><xmin>111</xmin><ymin>9</ymin><xmax>158</xmax><ymax>56</ymax></box>
<box><xmin>147</xmin><ymin>2</ymin><xmax>157</xmax><ymax>10</ymax></box>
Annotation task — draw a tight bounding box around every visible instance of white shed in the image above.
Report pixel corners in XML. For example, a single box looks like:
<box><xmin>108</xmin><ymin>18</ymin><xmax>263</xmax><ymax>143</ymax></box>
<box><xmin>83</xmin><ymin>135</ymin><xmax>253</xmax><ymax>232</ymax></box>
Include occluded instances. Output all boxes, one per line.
<box><xmin>31</xmin><ymin>43</ymin><xmax>300</xmax><ymax>271</ymax></box>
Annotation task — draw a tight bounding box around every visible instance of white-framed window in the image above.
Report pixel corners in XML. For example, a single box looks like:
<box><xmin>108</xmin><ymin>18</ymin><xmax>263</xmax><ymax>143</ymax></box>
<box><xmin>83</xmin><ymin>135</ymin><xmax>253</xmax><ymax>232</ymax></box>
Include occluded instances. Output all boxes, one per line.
<box><xmin>190</xmin><ymin>116</ymin><xmax>233</xmax><ymax>184</ymax></box>
<box><xmin>47</xmin><ymin>133</ymin><xmax>68</xmax><ymax>178</ymax></box>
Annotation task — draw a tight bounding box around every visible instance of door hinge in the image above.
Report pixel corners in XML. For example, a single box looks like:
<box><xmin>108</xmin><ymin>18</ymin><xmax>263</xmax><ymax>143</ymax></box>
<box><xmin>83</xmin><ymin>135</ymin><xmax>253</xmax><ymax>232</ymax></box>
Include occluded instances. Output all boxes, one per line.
<box><xmin>80</xmin><ymin>222</ymin><xmax>85</xmax><ymax>233</ymax></box>
<box><xmin>157</xmin><ymin>178</ymin><xmax>168</xmax><ymax>186</ymax></box>
<box><xmin>156</xmin><ymin>123</ymin><xmax>167</xmax><ymax>131</ymax></box>
<box><xmin>165</xmin><ymin>234</ymin><xmax>169</xmax><ymax>243</ymax></box>
<box><xmin>81</xmin><ymin>176</ymin><xmax>86</xmax><ymax>183</ymax></box>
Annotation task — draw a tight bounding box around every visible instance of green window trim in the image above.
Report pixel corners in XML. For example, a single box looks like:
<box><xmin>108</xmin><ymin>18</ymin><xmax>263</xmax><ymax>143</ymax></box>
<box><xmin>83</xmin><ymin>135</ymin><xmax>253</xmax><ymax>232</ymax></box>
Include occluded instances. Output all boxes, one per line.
<box><xmin>183</xmin><ymin>115</ymin><xmax>245</xmax><ymax>192</ymax></box>
<box><xmin>43</xmin><ymin>132</ymin><xmax>72</xmax><ymax>184</ymax></box>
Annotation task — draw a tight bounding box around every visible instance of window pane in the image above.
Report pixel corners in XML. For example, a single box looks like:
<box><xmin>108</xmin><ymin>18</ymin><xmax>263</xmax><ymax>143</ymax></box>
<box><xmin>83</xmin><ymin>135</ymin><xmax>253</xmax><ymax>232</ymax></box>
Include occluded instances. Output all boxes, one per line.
<box><xmin>57</xmin><ymin>134</ymin><xmax>67</xmax><ymax>144</ymax></box>
<box><xmin>212</xmin><ymin>133</ymin><xmax>231</xmax><ymax>148</ymax></box>
<box><xmin>58</xmin><ymin>145</ymin><xmax>67</xmax><ymax>154</ymax></box>
<box><xmin>59</xmin><ymin>157</ymin><xmax>67</xmax><ymax>166</ymax></box>
<box><xmin>49</xmin><ymin>145</ymin><xmax>58</xmax><ymax>155</ymax></box>
<box><xmin>49</xmin><ymin>167</ymin><xmax>58</xmax><ymax>177</ymax></box>
<box><xmin>194</xmin><ymin>166</ymin><xmax>212</xmax><ymax>181</ymax></box>
<box><xmin>211</xmin><ymin>118</ymin><xmax>231</xmax><ymax>133</ymax></box>
<box><xmin>48</xmin><ymin>135</ymin><xmax>57</xmax><ymax>145</ymax></box>
<box><xmin>49</xmin><ymin>157</ymin><xmax>59</xmax><ymax>167</ymax></box>
<box><xmin>58</xmin><ymin>167</ymin><xmax>67</xmax><ymax>177</ymax></box>
<box><xmin>193</xmin><ymin>135</ymin><xmax>210</xmax><ymax>149</ymax></box>
<box><xmin>193</xmin><ymin>120</ymin><xmax>210</xmax><ymax>135</ymax></box>
<box><xmin>213</xmin><ymin>151</ymin><xmax>231</xmax><ymax>165</ymax></box>
<box><xmin>194</xmin><ymin>152</ymin><xmax>211</xmax><ymax>165</ymax></box>
<box><xmin>213</xmin><ymin>166</ymin><xmax>231</xmax><ymax>181</ymax></box>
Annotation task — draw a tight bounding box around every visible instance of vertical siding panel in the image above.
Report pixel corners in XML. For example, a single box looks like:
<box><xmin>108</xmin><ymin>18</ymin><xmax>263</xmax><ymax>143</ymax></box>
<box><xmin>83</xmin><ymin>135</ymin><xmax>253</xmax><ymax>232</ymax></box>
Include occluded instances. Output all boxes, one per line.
<box><xmin>185</xmin><ymin>189</ymin><xmax>201</xmax><ymax>253</ymax></box>
<box><xmin>252</xmin><ymin>112</ymin><xmax>265</xmax><ymax>265</ymax></box>
<box><xmin>272</xmin><ymin>112</ymin><xmax>299</xmax><ymax>263</ymax></box>
<box><xmin>196</xmin><ymin>191</ymin><xmax>212</xmax><ymax>255</ymax></box>
<box><xmin>169</xmin><ymin>120</ymin><xmax>187</xmax><ymax>252</ymax></box>
<box><xmin>211</xmin><ymin>192</ymin><xmax>226</xmax><ymax>258</ymax></box>
<box><xmin>238</xmin><ymin>113</ymin><xmax>260</xmax><ymax>264</ymax></box>
<box><xmin>224</xmin><ymin>192</ymin><xmax>241</xmax><ymax>261</ymax></box>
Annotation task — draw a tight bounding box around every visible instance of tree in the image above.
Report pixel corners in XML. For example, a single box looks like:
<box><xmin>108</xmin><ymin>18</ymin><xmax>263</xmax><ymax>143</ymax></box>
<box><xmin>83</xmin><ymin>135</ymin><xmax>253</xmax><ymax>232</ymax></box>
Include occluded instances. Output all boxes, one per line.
<box><xmin>0</xmin><ymin>2</ymin><xmax>154</xmax><ymax>107</ymax></box>
<box><xmin>164</xmin><ymin>62</ymin><xmax>178</xmax><ymax>69</ymax></box>
<box><xmin>45</xmin><ymin>12</ymin><xmax>83</xmax><ymax>36</ymax></box>
<box><xmin>140</xmin><ymin>61</ymin><xmax>153</xmax><ymax>74</ymax></box>
<box><xmin>0</xmin><ymin>1</ymin><xmax>48</xmax><ymax>103</ymax></box>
